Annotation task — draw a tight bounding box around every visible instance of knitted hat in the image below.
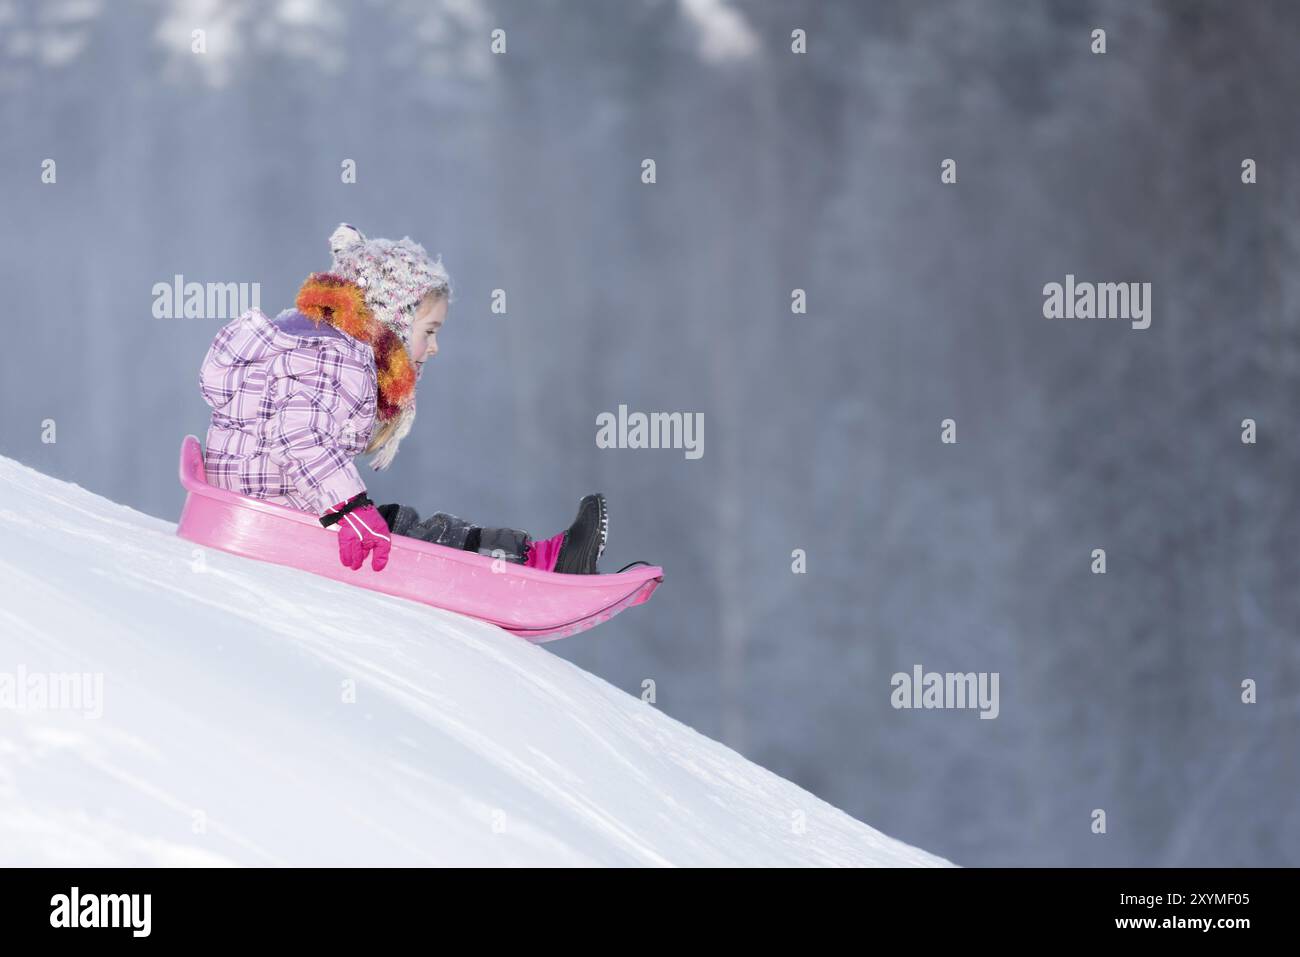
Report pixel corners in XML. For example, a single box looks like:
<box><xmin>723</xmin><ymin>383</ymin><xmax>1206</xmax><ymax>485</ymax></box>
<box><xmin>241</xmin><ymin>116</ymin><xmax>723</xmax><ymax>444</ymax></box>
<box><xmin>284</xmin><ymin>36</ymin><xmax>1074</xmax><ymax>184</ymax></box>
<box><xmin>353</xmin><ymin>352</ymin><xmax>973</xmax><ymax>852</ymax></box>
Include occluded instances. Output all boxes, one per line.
<box><xmin>327</xmin><ymin>223</ymin><xmax>451</xmax><ymax>349</ymax></box>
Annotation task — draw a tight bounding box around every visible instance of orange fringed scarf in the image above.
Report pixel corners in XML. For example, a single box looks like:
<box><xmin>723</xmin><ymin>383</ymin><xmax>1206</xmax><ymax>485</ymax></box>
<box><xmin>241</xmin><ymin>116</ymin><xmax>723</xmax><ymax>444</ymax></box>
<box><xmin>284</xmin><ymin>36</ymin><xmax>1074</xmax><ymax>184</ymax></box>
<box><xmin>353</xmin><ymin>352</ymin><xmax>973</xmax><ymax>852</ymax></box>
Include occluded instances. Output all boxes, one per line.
<box><xmin>295</xmin><ymin>272</ymin><xmax>417</xmax><ymax>424</ymax></box>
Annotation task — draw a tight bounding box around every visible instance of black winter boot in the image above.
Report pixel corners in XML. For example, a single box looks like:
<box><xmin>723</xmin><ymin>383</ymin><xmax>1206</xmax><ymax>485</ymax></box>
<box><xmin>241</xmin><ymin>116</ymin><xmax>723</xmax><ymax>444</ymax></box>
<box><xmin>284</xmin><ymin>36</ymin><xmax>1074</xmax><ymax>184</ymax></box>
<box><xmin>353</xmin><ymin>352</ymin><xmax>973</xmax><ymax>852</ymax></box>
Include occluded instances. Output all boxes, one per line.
<box><xmin>554</xmin><ymin>493</ymin><xmax>608</xmax><ymax>575</ymax></box>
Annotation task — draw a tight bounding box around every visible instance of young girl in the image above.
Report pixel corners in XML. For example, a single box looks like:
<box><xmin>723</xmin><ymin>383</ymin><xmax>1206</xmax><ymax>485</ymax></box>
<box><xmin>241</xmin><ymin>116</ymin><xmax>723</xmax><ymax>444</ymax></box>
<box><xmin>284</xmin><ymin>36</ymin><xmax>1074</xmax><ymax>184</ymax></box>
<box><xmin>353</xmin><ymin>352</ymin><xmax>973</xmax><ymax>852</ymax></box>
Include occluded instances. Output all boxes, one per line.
<box><xmin>199</xmin><ymin>223</ymin><xmax>607</xmax><ymax>574</ymax></box>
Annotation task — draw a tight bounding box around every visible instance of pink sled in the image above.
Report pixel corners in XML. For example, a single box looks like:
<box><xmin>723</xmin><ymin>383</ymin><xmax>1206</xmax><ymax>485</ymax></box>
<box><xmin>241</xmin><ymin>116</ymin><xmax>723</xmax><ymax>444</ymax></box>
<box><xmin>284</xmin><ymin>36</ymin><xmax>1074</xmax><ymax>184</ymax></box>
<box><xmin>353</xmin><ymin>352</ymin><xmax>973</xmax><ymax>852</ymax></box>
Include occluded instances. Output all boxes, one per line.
<box><xmin>175</xmin><ymin>435</ymin><xmax>663</xmax><ymax>641</ymax></box>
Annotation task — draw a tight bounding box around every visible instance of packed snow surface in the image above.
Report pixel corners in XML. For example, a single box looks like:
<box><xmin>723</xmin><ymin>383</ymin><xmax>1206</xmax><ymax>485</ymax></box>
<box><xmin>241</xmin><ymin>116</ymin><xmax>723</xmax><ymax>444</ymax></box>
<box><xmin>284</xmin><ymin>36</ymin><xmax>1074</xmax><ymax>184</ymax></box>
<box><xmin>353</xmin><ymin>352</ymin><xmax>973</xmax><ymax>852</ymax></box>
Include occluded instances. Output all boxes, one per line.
<box><xmin>0</xmin><ymin>455</ymin><xmax>950</xmax><ymax>866</ymax></box>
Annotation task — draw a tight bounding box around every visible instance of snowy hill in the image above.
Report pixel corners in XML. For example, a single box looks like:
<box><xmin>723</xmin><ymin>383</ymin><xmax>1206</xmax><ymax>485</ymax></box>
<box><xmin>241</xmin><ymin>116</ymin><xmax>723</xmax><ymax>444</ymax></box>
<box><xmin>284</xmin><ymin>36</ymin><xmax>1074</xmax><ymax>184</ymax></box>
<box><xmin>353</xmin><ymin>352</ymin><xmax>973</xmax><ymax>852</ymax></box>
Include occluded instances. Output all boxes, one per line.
<box><xmin>0</xmin><ymin>454</ymin><xmax>950</xmax><ymax>867</ymax></box>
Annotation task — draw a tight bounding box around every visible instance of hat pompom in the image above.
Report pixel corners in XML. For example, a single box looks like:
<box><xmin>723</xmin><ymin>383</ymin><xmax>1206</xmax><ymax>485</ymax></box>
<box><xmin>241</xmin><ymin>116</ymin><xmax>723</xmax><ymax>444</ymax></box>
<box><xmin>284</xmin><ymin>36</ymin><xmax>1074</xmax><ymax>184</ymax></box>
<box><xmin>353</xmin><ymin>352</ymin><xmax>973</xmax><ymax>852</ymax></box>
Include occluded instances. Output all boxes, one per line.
<box><xmin>329</xmin><ymin>222</ymin><xmax>366</xmax><ymax>257</ymax></box>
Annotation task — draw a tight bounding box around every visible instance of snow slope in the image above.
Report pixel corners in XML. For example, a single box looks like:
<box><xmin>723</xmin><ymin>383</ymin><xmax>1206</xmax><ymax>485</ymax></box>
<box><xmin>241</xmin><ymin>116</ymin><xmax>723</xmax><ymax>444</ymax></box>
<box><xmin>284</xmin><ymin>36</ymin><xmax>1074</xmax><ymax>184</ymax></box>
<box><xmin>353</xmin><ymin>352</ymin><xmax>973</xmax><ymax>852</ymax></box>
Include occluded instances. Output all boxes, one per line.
<box><xmin>0</xmin><ymin>454</ymin><xmax>950</xmax><ymax>867</ymax></box>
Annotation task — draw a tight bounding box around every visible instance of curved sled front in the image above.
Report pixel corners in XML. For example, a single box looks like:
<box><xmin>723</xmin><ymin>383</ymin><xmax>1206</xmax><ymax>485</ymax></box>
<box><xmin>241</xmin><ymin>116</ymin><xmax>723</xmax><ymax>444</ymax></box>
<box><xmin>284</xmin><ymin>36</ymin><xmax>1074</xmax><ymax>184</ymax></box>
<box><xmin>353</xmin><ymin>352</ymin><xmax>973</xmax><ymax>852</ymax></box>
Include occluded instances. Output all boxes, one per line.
<box><xmin>175</xmin><ymin>436</ymin><xmax>662</xmax><ymax>641</ymax></box>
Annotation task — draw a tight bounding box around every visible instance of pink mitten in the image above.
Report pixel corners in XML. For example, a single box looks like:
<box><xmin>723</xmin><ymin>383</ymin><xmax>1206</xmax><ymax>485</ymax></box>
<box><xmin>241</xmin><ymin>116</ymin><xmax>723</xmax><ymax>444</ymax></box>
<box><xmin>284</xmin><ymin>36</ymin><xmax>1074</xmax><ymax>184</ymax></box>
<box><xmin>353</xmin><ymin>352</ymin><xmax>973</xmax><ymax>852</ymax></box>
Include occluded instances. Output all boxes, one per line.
<box><xmin>321</xmin><ymin>494</ymin><xmax>392</xmax><ymax>571</ymax></box>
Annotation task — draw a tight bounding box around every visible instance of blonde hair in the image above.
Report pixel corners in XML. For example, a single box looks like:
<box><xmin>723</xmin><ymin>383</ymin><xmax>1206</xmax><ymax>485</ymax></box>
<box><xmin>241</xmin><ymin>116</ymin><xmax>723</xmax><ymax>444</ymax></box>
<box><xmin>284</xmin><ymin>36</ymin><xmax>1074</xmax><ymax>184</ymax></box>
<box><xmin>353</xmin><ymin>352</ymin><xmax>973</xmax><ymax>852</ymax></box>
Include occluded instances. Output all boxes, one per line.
<box><xmin>363</xmin><ymin>287</ymin><xmax>448</xmax><ymax>456</ymax></box>
<box><xmin>364</xmin><ymin>416</ymin><xmax>403</xmax><ymax>455</ymax></box>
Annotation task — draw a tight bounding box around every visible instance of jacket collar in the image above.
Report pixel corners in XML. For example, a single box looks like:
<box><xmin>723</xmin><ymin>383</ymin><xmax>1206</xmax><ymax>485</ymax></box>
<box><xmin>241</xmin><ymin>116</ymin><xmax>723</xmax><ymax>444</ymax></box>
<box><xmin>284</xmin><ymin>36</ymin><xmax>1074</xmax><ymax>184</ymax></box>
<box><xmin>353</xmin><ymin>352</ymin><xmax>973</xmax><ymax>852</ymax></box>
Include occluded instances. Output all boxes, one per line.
<box><xmin>294</xmin><ymin>272</ymin><xmax>416</xmax><ymax>424</ymax></box>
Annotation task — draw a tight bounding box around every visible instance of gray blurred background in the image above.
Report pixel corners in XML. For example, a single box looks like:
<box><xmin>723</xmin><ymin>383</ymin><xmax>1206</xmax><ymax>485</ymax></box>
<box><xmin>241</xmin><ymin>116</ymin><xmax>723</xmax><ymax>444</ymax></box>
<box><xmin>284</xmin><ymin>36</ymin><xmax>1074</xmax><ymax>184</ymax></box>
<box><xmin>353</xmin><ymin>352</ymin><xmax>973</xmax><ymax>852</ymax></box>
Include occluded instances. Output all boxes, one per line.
<box><xmin>2</xmin><ymin>0</ymin><xmax>1297</xmax><ymax>866</ymax></box>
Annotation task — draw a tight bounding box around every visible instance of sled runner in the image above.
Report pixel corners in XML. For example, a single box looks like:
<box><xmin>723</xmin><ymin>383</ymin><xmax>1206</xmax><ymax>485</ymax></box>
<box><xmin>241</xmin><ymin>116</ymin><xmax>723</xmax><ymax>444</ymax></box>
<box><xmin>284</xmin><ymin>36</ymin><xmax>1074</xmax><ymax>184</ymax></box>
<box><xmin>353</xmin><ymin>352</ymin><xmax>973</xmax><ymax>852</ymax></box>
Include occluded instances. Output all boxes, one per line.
<box><xmin>175</xmin><ymin>436</ymin><xmax>662</xmax><ymax>641</ymax></box>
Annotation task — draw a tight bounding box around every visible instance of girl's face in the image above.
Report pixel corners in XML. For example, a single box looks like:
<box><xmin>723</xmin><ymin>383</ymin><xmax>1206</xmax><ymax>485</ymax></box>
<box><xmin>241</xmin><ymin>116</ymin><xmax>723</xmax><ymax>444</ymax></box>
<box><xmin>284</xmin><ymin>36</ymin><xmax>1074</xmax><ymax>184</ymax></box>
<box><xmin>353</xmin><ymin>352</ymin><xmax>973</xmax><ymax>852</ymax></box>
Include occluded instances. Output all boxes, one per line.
<box><xmin>408</xmin><ymin>294</ymin><xmax>447</xmax><ymax>366</ymax></box>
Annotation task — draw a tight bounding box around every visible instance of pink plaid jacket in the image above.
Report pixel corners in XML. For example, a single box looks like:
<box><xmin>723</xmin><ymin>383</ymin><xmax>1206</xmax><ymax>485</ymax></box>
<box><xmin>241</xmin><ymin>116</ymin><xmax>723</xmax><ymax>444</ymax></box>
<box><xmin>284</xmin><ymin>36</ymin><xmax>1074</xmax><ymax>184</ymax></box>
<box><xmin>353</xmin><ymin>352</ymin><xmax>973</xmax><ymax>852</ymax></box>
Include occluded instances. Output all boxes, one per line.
<box><xmin>199</xmin><ymin>308</ymin><xmax>378</xmax><ymax>514</ymax></box>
